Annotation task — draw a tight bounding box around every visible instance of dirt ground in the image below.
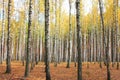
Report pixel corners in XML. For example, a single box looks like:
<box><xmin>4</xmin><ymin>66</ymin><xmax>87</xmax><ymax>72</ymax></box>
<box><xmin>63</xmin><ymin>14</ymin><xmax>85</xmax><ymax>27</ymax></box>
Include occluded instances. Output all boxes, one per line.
<box><xmin>0</xmin><ymin>61</ymin><xmax>120</xmax><ymax>80</ymax></box>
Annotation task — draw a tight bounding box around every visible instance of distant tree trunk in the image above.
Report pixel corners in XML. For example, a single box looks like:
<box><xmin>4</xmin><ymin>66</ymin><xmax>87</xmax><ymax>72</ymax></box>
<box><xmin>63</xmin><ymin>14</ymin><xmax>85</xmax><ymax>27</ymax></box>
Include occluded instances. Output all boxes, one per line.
<box><xmin>51</xmin><ymin>36</ymin><xmax>55</xmax><ymax>62</ymax></box>
<box><xmin>111</xmin><ymin>26</ymin><xmax>114</xmax><ymax>67</ymax></box>
<box><xmin>24</xmin><ymin>0</ymin><xmax>32</xmax><ymax>77</ymax></box>
<box><xmin>17</xmin><ymin>30</ymin><xmax>20</xmax><ymax>61</ymax></box>
<box><xmin>50</xmin><ymin>36</ymin><xmax>53</xmax><ymax>63</ymax></box>
<box><xmin>95</xmin><ymin>27</ymin><xmax>98</xmax><ymax>62</ymax></box>
<box><xmin>0</xmin><ymin>0</ymin><xmax>5</xmax><ymax>64</ymax></box>
<box><xmin>98</xmin><ymin>0</ymin><xmax>105</xmax><ymax>65</ymax></box>
<box><xmin>11</xmin><ymin>39</ymin><xmax>14</xmax><ymax>60</ymax></box>
<box><xmin>5</xmin><ymin>0</ymin><xmax>11</xmax><ymax>74</ymax></box>
<box><xmin>84</xmin><ymin>34</ymin><xmax>86</xmax><ymax>62</ymax></box>
<box><xmin>99</xmin><ymin>24</ymin><xmax>102</xmax><ymax>68</ymax></box>
<box><xmin>113</xmin><ymin>0</ymin><xmax>119</xmax><ymax>70</ymax></box>
<box><xmin>81</xmin><ymin>35</ymin><xmax>83</xmax><ymax>61</ymax></box>
<box><xmin>61</xmin><ymin>38</ymin><xmax>64</xmax><ymax>62</ymax></box>
<box><xmin>22</xmin><ymin>26</ymin><xmax>26</xmax><ymax>66</ymax></box>
<box><xmin>63</xmin><ymin>39</ymin><xmax>67</xmax><ymax>62</ymax></box>
<box><xmin>66</xmin><ymin>0</ymin><xmax>72</xmax><ymax>68</ymax></box>
<box><xmin>66</xmin><ymin>32</ymin><xmax>68</xmax><ymax>61</ymax></box>
<box><xmin>86</xmin><ymin>33</ymin><xmax>89</xmax><ymax>68</ymax></box>
<box><xmin>4</xmin><ymin>37</ymin><xmax>7</xmax><ymax>60</ymax></box>
<box><xmin>74</xmin><ymin>14</ymin><xmax>77</xmax><ymax>67</ymax></box>
<box><xmin>19</xmin><ymin>28</ymin><xmax>22</xmax><ymax>61</ymax></box>
<box><xmin>93</xmin><ymin>29</ymin><xmax>95</xmax><ymax>63</ymax></box>
<box><xmin>31</xmin><ymin>30</ymin><xmax>35</xmax><ymax>71</ymax></box>
<box><xmin>58</xmin><ymin>0</ymin><xmax>62</xmax><ymax>64</ymax></box>
<box><xmin>87</xmin><ymin>30</ymin><xmax>90</xmax><ymax>68</ymax></box>
<box><xmin>54</xmin><ymin>0</ymin><xmax>58</xmax><ymax>67</ymax></box>
<box><xmin>98</xmin><ymin>0</ymin><xmax>111</xmax><ymax>80</ymax></box>
<box><xmin>40</xmin><ymin>34</ymin><xmax>43</xmax><ymax>61</ymax></box>
<box><xmin>45</xmin><ymin>0</ymin><xmax>51</xmax><ymax>80</ymax></box>
<box><xmin>76</xmin><ymin>0</ymin><xmax>82</xmax><ymax>80</ymax></box>
<box><xmin>36</xmin><ymin>34</ymin><xmax>39</xmax><ymax>65</ymax></box>
<box><xmin>31</xmin><ymin>0</ymin><xmax>37</xmax><ymax>70</ymax></box>
<box><xmin>89</xmin><ymin>31</ymin><xmax>92</xmax><ymax>62</ymax></box>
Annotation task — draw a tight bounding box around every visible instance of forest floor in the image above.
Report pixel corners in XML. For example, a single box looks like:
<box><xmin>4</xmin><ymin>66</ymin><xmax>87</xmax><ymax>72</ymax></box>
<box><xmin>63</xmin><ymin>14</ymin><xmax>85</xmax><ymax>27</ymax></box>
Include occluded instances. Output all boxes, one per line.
<box><xmin>0</xmin><ymin>61</ymin><xmax>120</xmax><ymax>80</ymax></box>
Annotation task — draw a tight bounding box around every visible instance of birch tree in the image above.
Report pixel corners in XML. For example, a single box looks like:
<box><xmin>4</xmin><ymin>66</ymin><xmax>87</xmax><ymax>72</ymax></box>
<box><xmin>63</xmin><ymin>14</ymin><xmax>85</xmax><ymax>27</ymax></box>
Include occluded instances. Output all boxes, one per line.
<box><xmin>5</xmin><ymin>0</ymin><xmax>11</xmax><ymax>74</ymax></box>
<box><xmin>76</xmin><ymin>0</ymin><xmax>82</xmax><ymax>80</ymax></box>
<box><xmin>24</xmin><ymin>0</ymin><xmax>32</xmax><ymax>77</ymax></box>
<box><xmin>45</xmin><ymin>0</ymin><xmax>51</xmax><ymax>80</ymax></box>
<box><xmin>98</xmin><ymin>0</ymin><xmax>111</xmax><ymax>80</ymax></box>
<box><xmin>66</xmin><ymin>0</ymin><xmax>72</xmax><ymax>68</ymax></box>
